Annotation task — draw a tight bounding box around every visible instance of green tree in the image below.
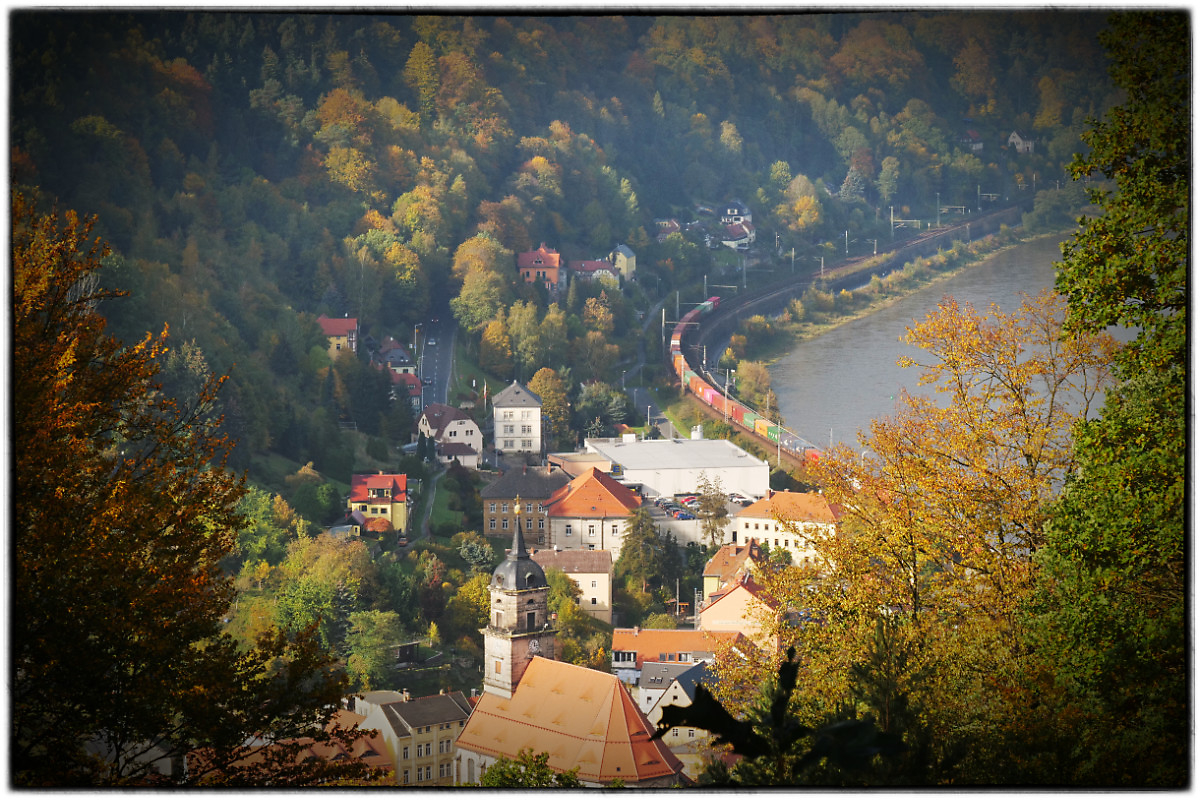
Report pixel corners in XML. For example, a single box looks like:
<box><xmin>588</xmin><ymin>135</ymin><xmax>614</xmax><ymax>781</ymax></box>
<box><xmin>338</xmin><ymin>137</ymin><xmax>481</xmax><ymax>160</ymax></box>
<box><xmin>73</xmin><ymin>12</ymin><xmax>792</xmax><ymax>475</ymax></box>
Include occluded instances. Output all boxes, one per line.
<box><xmin>11</xmin><ymin>194</ymin><xmax>376</xmax><ymax>786</ymax></box>
<box><xmin>696</xmin><ymin>473</ymin><xmax>730</xmax><ymax>547</ymax></box>
<box><xmin>1030</xmin><ymin>11</ymin><xmax>1188</xmax><ymax>786</ymax></box>
<box><xmin>477</xmin><ymin>748</ymin><xmax>582</xmax><ymax>788</ymax></box>
<box><xmin>344</xmin><ymin>610</ymin><xmax>404</xmax><ymax>691</ymax></box>
<box><xmin>615</xmin><ymin>507</ymin><xmax>665</xmax><ymax>594</ymax></box>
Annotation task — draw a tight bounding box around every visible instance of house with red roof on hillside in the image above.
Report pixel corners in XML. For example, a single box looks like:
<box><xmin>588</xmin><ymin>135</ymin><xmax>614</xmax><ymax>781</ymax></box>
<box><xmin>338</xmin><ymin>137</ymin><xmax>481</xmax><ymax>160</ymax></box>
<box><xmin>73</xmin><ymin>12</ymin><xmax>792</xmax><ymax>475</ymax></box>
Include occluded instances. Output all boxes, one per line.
<box><xmin>568</xmin><ymin>259</ymin><xmax>620</xmax><ymax>288</ymax></box>
<box><xmin>316</xmin><ymin>314</ymin><xmax>358</xmax><ymax>361</ymax></box>
<box><xmin>347</xmin><ymin>472</ymin><xmax>409</xmax><ymax>535</ymax></box>
<box><xmin>517</xmin><ymin>242</ymin><xmax>561</xmax><ymax>294</ymax></box>
<box><xmin>543</xmin><ymin>467</ymin><xmax>641</xmax><ymax>558</ymax></box>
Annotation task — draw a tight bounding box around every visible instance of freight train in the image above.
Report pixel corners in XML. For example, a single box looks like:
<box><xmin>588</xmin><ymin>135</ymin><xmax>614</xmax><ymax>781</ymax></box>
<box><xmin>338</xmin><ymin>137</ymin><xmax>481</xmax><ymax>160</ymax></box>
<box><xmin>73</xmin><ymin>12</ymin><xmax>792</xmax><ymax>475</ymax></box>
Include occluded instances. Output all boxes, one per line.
<box><xmin>669</xmin><ymin>296</ymin><xmax>821</xmax><ymax>465</ymax></box>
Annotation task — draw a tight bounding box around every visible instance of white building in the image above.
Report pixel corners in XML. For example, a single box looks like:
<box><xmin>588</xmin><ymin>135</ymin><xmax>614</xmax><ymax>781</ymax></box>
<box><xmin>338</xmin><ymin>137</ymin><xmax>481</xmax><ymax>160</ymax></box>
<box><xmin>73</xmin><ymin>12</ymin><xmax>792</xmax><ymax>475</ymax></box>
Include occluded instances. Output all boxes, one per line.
<box><xmin>492</xmin><ymin>381</ymin><xmax>542</xmax><ymax>456</ymax></box>
<box><xmin>531</xmin><ymin>548</ymin><xmax>614</xmax><ymax>625</ymax></box>
<box><xmin>582</xmin><ymin>433</ymin><xmax>769</xmax><ymax>500</ymax></box>
<box><xmin>418</xmin><ymin>403</ymin><xmax>482</xmax><ymax>469</ymax></box>
<box><xmin>731</xmin><ymin>490</ymin><xmax>841</xmax><ymax>569</ymax></box>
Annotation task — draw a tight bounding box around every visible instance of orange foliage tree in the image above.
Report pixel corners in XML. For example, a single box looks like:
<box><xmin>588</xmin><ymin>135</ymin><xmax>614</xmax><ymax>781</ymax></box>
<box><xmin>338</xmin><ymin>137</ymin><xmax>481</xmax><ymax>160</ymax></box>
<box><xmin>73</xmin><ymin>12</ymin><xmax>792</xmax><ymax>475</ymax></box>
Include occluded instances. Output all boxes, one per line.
<box><xmin>722</xmin><ymin>291</ymin><xmax>1118</xmax><ymax>776</ymax></box>
<box><xmin>11</xmin><ymin>193</ymin><xmax>382</xmax><ymax>786</ymax></box>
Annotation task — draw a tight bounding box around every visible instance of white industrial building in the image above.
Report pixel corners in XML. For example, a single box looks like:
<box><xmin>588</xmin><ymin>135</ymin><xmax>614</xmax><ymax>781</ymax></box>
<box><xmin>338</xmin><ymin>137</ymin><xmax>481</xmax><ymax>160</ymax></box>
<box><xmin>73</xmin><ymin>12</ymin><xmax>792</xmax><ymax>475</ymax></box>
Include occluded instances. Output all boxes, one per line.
<box><xmin>580</xmin><ymin>432</ymin><xmax>769</xmax><ymax>500</ymax></box>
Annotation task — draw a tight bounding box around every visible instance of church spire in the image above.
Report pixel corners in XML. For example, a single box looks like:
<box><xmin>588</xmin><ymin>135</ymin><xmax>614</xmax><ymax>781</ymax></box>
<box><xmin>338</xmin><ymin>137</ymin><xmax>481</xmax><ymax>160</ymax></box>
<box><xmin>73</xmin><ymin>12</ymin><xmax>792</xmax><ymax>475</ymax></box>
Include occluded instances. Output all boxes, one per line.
<box><xmin>509</xmin><ymin>495</ymin><xmax>529</xmax><ymax>560</ymax></box>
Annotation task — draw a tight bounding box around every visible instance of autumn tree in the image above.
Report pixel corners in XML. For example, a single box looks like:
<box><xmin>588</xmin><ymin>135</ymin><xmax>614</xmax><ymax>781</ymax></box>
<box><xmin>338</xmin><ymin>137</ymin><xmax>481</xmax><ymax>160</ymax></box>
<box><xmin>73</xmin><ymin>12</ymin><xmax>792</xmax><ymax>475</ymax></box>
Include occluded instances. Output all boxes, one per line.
<box><xmin>527</xmin><ymin>367</ymin><xmax>571</xmax><ymax>449</ymax></box>
<box><xmin>11</xmin><ymin>193</ymin><xmax>376</xmax><ymax>786</ymax></box>
<box><xmin>479</xmin><ymin>315</ymin><xmax>514</xmax><ymax>376</ymax></box>
<box><xmin>759</xmin><ymin>291</ymin><xmax>1117</xmax><ymax>783</ymax></box>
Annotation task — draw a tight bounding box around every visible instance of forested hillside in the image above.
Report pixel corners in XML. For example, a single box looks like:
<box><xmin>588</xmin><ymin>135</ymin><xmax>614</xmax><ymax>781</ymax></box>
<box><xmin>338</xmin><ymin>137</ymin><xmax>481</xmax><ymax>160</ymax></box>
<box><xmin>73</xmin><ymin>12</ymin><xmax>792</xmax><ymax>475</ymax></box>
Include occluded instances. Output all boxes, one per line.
<box><xmin>10</xmin><ymin>11</ymin><xmax>1115</xmax><ymax>484</ymax></box>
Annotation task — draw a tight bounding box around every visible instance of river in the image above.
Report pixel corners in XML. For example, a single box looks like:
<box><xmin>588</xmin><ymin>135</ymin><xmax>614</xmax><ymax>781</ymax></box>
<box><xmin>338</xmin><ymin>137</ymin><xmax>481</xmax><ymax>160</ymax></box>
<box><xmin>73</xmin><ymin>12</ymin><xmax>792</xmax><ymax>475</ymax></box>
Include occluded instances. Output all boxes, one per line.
<box><xmin>770</xmin><ymin>235</ymin><xmax>1069</xmax><ymax>450</ymax></box>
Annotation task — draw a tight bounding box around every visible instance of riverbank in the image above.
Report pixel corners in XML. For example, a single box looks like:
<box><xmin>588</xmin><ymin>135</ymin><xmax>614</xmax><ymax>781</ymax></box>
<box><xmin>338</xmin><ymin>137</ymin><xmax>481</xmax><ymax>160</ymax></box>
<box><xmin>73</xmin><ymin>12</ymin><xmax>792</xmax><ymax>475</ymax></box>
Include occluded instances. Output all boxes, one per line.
<box><xmin>740</xmin><ymin>229</ymin><xmax>1072</xmax><ymax>369</ymax></box>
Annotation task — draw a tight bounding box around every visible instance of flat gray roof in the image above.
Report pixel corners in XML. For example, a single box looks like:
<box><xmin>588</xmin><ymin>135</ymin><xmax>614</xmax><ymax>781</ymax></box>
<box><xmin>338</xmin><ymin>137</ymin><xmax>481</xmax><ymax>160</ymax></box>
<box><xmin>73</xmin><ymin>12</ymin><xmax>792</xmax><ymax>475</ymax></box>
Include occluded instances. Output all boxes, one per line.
<box><xmin>583</xmin><ymin>437</ymin><xmax>767</xmax><ymax>472</ymax></box>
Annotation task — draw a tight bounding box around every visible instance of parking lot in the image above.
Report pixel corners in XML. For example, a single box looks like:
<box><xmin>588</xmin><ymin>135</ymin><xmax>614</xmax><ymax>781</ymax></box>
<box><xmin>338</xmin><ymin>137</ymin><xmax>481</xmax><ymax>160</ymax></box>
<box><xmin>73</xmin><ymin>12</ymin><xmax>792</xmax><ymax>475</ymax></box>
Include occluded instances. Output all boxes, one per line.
<box><xmin>644</xmin><ymin>494</ymin><xmax>751</xmax><ymax>548</ymax></box>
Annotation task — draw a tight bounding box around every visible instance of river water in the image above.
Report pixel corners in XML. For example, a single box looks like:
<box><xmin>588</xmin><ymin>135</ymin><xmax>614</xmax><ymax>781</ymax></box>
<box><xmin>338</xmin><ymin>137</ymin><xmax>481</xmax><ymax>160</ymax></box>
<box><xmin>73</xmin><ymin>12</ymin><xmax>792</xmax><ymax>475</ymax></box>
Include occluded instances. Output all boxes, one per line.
<box><xmin>770</xmin><ymin>235</ymin><xmax>1068</xmax><ymax>450</ymax></box>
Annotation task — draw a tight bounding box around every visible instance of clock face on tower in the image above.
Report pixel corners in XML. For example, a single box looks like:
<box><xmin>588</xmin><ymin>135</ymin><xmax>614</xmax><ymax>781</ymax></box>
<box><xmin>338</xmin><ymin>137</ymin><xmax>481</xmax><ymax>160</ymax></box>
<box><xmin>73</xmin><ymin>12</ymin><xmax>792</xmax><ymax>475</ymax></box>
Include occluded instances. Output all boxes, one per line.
<box><xmin>527</xmin><ymin>638</ymin><xmax>541</xmax><ymax>656</ymax></box>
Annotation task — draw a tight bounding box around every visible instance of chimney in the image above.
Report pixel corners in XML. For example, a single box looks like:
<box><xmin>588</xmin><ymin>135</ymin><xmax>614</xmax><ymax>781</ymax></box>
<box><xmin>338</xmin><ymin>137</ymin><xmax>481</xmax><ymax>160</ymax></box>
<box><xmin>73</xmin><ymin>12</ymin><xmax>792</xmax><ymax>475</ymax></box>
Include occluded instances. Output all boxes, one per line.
<box><xmin>633</xmin><ymin>626</ymin><xmax>640</xmax><ymax>636</ymax></box>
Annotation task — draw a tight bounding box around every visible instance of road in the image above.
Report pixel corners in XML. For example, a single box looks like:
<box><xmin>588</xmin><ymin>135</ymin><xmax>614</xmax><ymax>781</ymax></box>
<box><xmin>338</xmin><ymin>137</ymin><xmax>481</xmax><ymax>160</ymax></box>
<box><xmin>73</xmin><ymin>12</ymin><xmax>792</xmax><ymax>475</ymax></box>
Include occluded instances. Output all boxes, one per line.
<box><xmin>416</xmin><ymin>296</ymin><xmax>455</xmax><ymax>407</ymax></box>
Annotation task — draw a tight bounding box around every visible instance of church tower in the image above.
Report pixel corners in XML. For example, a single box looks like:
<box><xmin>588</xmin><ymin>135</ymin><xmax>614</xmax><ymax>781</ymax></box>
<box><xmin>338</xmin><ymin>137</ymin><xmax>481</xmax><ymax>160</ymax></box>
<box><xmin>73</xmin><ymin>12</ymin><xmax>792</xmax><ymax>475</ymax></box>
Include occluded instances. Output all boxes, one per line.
<box><xmin>482</xmin><ymin>499</ymin><xmax>556</xmax><ymax>698</ymax></box>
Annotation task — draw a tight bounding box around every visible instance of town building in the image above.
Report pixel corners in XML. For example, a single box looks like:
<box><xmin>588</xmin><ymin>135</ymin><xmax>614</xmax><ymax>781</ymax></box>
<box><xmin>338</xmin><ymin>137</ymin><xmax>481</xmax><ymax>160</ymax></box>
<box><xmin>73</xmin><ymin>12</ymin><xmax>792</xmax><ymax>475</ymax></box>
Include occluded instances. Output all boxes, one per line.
<box><xmin>610</xmin><ymin>627</ymin><xmax>753</xmax><ymax>686</ymax></box>
<box><xmin>567</xmin><ymin>259</ymin><xmax>620</xmax><ymax>288</ymax></box>
<box><xmin>731</xmin><ymin>490</ymin><xmax>840</xmax><ymax>569</ymax></box>
<box><xmin>544</xmin><ymin>467</ymin><xmax>642</xmax><ymax>558</ymax></box>
<box><xmin>417</xmin><ymin>403</ymin><xmax>482</xmax><ymax>469</ymax></box>
<box><xmin>581</xmin><ymin>434</ymin><xmax>769</xmax><ymax>500</ymax></box>
<box><xmin>697</xmin><ymin>572</ymin><xmax>779</xmax><ymax>650</ymax></box>
<box><xmin>530</xmin><ymin>547</ymin><xmax>615</xmax><ymax>624</ymax></box>
<box><xmin>641</xmin><ymin>661</ymin><xmax>720</xmax><ymax>782</ymax></box>
<box><xmin>517</xmin><ymin>242</ymin><xmax>561</xmax><ymax>294</ymax></box>
<box><xmin>351</xmin><ymin>690</ymin><xmax>472</xmax><ymax>787</ymax></box>
<box><xmin>376</xmin><ymin>336</ymin><xmax>416</xmax><ymax>375</ymax></box>
<box><xmin>316</xmin><ymin>314</ymin><xmax>358</xmax><ymax>361</ymax></box>
<box><xmin>492</xmin><ymin>381</ymin><xmax>542</xmax><ymax>456</ymax></box>
<box><xmin>480</xmin><ymin>465</ymin><xmax>571</xmax><ymax>544</ymax></box>
<box><xmin>720</xmin><ymin>200</ymin><xmax>752</xmax><ymax>226</ymax></box>
<box><xmin>346</xmin><ymin>472</ymin><xmax>409</xmax><ymax>535</ymax></box>
<box><xmin>608</xmin><ymin>243</ymin><xmax>636</xmax><ymax>281</ymax></box>
<box><xmin>454</xmin><ymin>526</ymin><xmax>685</xmax><ymax>787</ymax></box>
<box><xmin>702</xmin><ymin>540</ymin><xmax>764</xmax><ymax>604</ymax></box>
<box><xmin>1008</xmin><ymin>129</ymin><xmax>1036</xmax><ymax>154</ymax></box>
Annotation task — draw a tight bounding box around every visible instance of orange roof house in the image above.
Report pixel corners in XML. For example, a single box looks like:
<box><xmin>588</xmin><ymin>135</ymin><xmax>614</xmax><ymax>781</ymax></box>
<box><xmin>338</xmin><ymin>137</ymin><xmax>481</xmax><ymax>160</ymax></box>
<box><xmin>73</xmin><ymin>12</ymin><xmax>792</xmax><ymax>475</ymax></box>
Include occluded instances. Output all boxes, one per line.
<box><xmin>347</xmin><ymin>472</ymin><xmax>409</xmax><ymax>534</ymax></box>
<box><xmin>517</xmin><ymin>242</ymin><xmax>561</xmax><ymax>293</ymax></box>
<box><xmin>733</xmin><ymin>490</ymin><xmax>841</xmax><ymax>569</ymax></box>
<box><xmin>544</xmin><ymin>467</ymin><xmax>641</xmax><ymax>557</ymax></box>
<box><xmin>610</xmin><ymin>627</ymin><xmax>753</xmax><ymax>683</ymax></box>
<box><xmin>702</xmin><ymin>540</ymin><xmax>764</xmax><ymax>604</ymax></box>
<box><xmin>455</xmin><ymin>525</ymin><xmax>684</xmax><ymax>787</ymax></box>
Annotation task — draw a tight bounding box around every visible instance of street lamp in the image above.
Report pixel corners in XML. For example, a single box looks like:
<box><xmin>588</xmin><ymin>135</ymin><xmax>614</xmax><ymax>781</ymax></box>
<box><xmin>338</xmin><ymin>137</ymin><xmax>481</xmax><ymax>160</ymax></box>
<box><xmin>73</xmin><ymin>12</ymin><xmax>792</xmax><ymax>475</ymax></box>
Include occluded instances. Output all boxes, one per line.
<box><xmin>813</xmin><ymin>256</ymin><xmax>824</xmax><ymax>279</ymax></box>
<box><xmin>936</xmin><ymin>192</ymin><xmax>940</xmax><ymax>228</ymax></box>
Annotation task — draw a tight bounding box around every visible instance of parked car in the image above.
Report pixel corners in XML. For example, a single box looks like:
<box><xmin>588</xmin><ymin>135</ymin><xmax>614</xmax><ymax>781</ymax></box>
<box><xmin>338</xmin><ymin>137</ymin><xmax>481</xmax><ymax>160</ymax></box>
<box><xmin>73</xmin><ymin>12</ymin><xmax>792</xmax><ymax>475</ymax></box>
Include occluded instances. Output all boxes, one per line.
<box><xmin>674</xmin><ymin>510</ymin><xmax>695</xmax><ymax>520</ymax></box>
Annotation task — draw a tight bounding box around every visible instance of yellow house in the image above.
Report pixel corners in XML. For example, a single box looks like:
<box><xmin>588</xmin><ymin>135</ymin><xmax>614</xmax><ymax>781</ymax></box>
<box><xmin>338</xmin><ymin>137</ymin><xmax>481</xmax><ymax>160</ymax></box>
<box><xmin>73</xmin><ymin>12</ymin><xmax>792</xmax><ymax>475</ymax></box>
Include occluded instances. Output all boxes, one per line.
<box><xmin>316</xmin><ymin>314</ymin><xmax>358</xmax><ymax>361</ymax></box>
<box><xmin>347</xmin><ymin>472</ymin><xmax>409</xmax><ymax>534</ymax></box>
<box><xmin>351</xmin><ymin>690</ymin><xmax>472</xmax><ymax>787</ymax></box>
